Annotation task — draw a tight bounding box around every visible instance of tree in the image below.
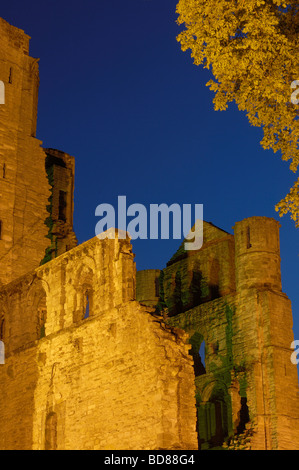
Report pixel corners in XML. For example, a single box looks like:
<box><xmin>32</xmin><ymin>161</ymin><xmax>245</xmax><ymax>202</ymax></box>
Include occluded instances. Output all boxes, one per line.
<box><xmin>176</xmin><ymin>0</ymin><xmax>299</xmax><ymax>226</ymax></box>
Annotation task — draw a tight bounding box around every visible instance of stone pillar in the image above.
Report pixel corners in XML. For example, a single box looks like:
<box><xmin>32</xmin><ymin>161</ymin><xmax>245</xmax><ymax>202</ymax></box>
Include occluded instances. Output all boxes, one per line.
<box><xmin>0</xmin><ymin>18</ymin><xmax>50</xmax><ymax>285</ymax></box>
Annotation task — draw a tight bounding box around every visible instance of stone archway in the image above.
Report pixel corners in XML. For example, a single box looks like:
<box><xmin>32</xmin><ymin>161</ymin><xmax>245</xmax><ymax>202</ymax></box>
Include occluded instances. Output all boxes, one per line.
<box><xmin>45</xmin><ymin>412</ymin><xmax>57</xmax><ymax>450</ymax></box>
<box><xmin>197</xmin><ymin>381</ymin><xmax>230</xmax><ymax>449</ymax></box>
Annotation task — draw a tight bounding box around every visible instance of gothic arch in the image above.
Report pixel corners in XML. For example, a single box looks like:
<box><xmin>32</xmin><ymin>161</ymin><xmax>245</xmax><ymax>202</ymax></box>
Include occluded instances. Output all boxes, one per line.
<box><xmin>201</xmin><ymin>379</ymin><xmax>229</xmax><ymax>404</ymax></box>
<box><xmin>197</xmin><ymin>380</ymin><xmax>231</xmax><ymax>449</ymax></box>
<box><xmin>72</xmin><ymin>262</ymin><xmax>95</xmax><ymax>323</ymax></box>
<box><xmin>27</xmin><ymin>281</ymin><xmax>48</xmax><ymax>340</ymax></box>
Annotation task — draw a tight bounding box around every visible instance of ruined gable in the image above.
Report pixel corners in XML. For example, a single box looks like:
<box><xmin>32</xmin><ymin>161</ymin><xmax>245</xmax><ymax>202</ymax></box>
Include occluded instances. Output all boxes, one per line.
<box><xmin>137</xmin><ymin>217</ymin><xmax>299</xmax><ymax>450</ymax></box>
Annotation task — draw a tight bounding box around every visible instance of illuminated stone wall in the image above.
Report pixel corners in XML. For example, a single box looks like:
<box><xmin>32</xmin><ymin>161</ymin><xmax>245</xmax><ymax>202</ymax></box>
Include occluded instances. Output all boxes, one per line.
<box><xmin>1</xmin><ymin>16</ymin><xmax>298</xmax><ymax>452</ymax></box>
<box><xmin>0</xmin><ymin>18</ymin><xmax>50</xmax><ymax>285</ymax></box>
<box><xmin>138</xmin><ymin>217</ymin><xmax>299</xmax><ymax>450</ymax></box>
<box><xmin>0</xmin><ymin>235</ymin><xmax>198</xmax><ymax>450</ymax></box>
<box><xmin>0</xmin><ymin>19</ymin><xmax>76</xmax><ymax>284</ymax></box>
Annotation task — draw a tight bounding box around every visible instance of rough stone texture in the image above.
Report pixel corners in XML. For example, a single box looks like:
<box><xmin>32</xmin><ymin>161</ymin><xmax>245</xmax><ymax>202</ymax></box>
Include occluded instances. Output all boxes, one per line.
<box><xmin>0</xmin><ymin>19</ymin><xmax>76</xmax><ymax>284</ymax></box>
<box><xmin>136</xmin><ymin>269</ymin><xmax>161</xmax><ymax>307</ymax></box>
<box><xmin>137</xmin><ymin>218</ymin><xmax>299</xmax><ymax>450</ymax></box>
<box><xmin>0</xmin><ymin>18</ymin><xmax>198</xmax><ymax>451</ymax></box>
<box><xmin>1</xmin><ymin>17</ymin><xmax>298</xmax><ymax>451</ymax></box>
<box><xmin>0</xmin><ymin>18</ymin><xmax>50</xmax><ymax>285</ymax></box>
<box><xmin>0</xmin><ymin>234</ymin><xmax>198</xmax><ymax>450</ymax></box>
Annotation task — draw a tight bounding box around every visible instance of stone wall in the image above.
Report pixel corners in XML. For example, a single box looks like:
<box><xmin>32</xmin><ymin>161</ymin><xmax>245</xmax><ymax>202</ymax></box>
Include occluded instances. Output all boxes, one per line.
<box><xmin>136</xmin><ymin>269</ymin><xmax>161</xmax><ymax>307</ymax></box>
<box><xmin>0</xmin><ymin>18</ymin><xmax>50</xmax><ymax>285</ymax></box>
<box><xmin>0</xmin><ymin>234</ymin><xmax>198</xmax><ymax>450</ymax></box>
<box><xmin>0</xmin><ymin>18</ymin><xmax>77</xmax><ymax>284</ymax></box>
<box><xmin>141</xmin><ymin>217</ymin><xmax>299</xmax><ymax>450</ymax></box>
<box><xmin>42</xmin><ymin>148</ymin><xmax>77</xmax><ymax>263</ymax></box>
<box><xmin>1</xmin><ymin>16</ymin><xmax>298</xmax><ymax>451</ymax></box>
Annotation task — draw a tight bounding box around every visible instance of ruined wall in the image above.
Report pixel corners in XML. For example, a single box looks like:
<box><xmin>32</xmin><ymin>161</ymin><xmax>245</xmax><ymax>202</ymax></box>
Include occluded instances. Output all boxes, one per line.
<box><xmin>136</xmin><ymin>269</ymin><xmax>161</xmax><ymax>308</ymax></box>
<box><xmin>1</xmin><ymin>16</ymin><xmax>298</xmax><ymax>452</ymax></box>
<box><xmin>0</xmin><ymin>18</ymin><xmax>50</xmax><ymax>285</ymax></box>
<box><xmin>140</xmin><ymin>217</ymin><xmax>299</xmax><ymax>450</ymax></box>
<box><xmin>42</xmin><ymin>148</ymin><xmax>77</xmax><ymax>263</ymax></box>
<box><xmin>0</xmin><ymin>235</ymin><xmax>198</xmax><ymax>450</ymax></box>
<box><xmin>158</xmin><ymin>221</ymin><xmax>235</xmax><ymax>317</ymax></box>
<box><xmin>232</xmin><ymin>217</ymin><xmax>299</xmax><ymax>450</ymax></box>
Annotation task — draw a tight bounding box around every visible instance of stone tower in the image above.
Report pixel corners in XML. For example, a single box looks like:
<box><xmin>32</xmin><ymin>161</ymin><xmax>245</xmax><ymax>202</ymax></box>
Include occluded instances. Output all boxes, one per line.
<box><xmin>233</xmin><ymin>217</ymin><xmax>299</xmax><ymax>450</ymax></box>
<box><xmin>137</xmin><ymin>218</ymin><xmax>299</xmax><ymax>450</ymax></box>
<box><xmin>0</xmin><ymin>18</ymin><xmax>76</xmax><ymax>284</ymax></box>
<box><xmin>0</xmin><ymin>18</ymin><xmax>50</xmax><ymax>285</ymax></box>
<box><xmin>234</xmin><ymin>217</ymin><xmax>282</xmax><ymax>291</ymax></box>
<box><xmin>0</xmin><ymin>19</ymin><xmax>197</xmax><ymax>451</ymax></box>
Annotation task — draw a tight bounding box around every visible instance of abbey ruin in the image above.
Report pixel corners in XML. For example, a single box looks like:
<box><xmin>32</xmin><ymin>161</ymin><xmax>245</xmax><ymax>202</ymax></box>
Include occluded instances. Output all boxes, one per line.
<box><xmin>0</xmin><ymin>17</ymin><xmax>298</xmax><ymax>450</ymax></box>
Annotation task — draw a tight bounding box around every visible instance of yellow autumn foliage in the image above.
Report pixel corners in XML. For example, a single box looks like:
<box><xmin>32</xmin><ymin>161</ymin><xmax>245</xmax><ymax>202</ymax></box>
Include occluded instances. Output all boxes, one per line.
<box><xmin>176</xmin><ymin>0</ymin><xmax>299</xmax><ymax>226</ymax></box>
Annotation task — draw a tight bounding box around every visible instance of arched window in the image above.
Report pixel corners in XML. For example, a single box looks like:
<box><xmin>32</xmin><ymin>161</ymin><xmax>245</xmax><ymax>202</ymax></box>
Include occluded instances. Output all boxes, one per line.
<box><xmin>208</xmin><ymin>388</ymin><xmax>229</xmax><ymax>447</ymax></box>
<box><xmin>37</xmin><ymin>296</ymin><xmax>47</xmax><ymax>339</ymax></box>
<box><xmin>45</xmin><ymin>412</ymin><xmax>57</xmax><ymax>450</ymax></box>
<box><xmin>84</xmin><ymin>290</ymin><xmax>91</xmax><ymax>319</ymax></box>
<box><xmin>73</xmin><ymin>266</ymin><xmax>94</xmax><ymax>323</ymax></box>
<box><xmin>74</xmin><ymin>284</ymin><xmax>93</xmax><ymax>323</ymax></box>
<box><xmin>190</xmin><ymin>269</ymin><xmax>204</xmax><ymax>308</ymax></box>
<box><xmin>189</xmin><ymin>332</ymin><xmax>206</xmax><ymax>377</ymax></box>
<box><xmin>199</xmin><ymin>340</ymin><xmax>206</xmax><ymax>369</ymax></box>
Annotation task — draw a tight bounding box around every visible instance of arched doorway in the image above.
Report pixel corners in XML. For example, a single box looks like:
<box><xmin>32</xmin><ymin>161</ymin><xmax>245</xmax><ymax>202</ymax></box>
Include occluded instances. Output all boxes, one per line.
<box><xmin>45</xmin><ymin>412</ymin><xmax>58</xmax><ymax>450</ymax></box>
<box><xmin>197</xmin><ymin>383</ymin><xmax>230</xmax><ymax>449</ymax></box>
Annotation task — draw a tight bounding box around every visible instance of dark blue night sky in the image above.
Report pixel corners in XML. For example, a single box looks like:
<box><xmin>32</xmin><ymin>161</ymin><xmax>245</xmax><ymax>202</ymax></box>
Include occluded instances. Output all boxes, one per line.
<box><xmin>1</xmin><ymin>0</ymin><xmax>298</xmax><ymax>345</ymax></box>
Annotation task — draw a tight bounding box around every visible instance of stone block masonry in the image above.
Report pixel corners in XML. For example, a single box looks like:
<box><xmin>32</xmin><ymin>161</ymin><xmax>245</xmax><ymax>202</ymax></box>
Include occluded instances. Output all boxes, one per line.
<box><xmin>0</xmin><ymin>18</ymin><xmax>50</xmax><ymax>285</ymax></box>
<box><xmin>137</xmin><ymin>218</ymin><xmax>299</xmax><ymax>449</ymax></box>
<box><xmin>0</xmin><ymin>234</ymin><xmax>198</xmax><ymax>450</ymax></box>
<box><xmin>1</xmin><ymin>16</ymin><xmax>299</xmax><ymax>451</ymax></box>
<box><xmin>0</xmin><ymin>18</ymin><xmax>76</xmax><ymax>285</ymax></box>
